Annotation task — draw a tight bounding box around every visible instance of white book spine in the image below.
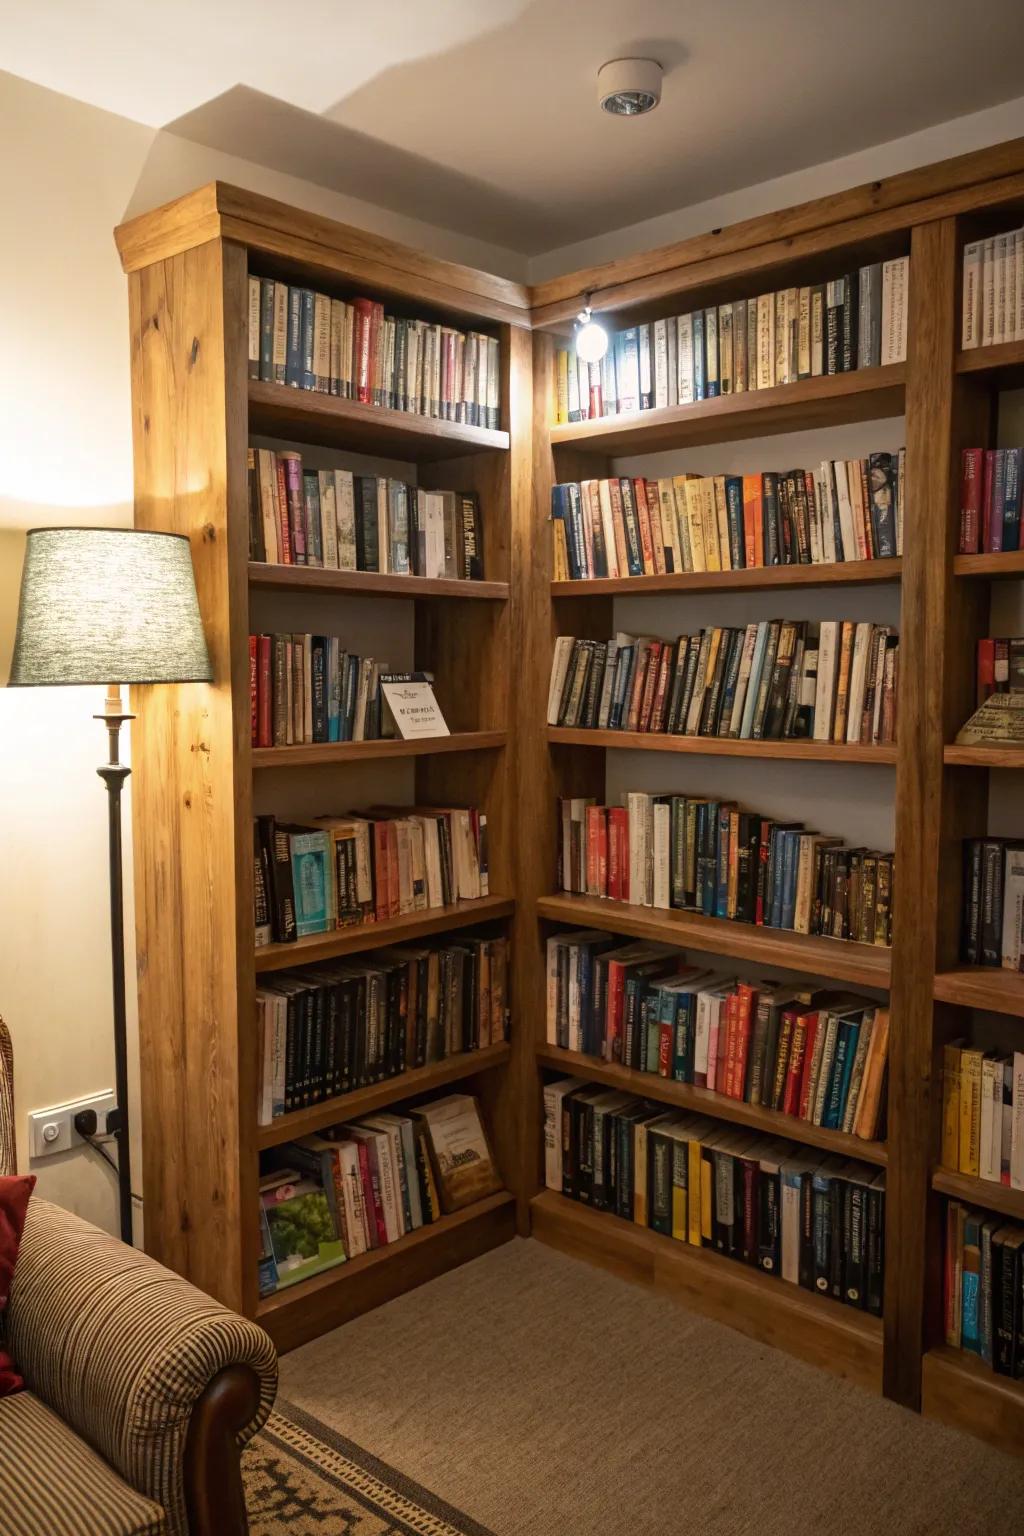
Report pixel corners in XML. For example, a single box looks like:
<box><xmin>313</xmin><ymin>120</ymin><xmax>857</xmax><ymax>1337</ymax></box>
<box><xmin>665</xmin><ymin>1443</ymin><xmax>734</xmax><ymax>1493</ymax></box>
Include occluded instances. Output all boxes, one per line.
<box><xmin>677</xmin><ymin>314</ymin><xmax>694</xmax><ymax>404</ymax></box>
<box><xmin>653</xmin><ymin>318</ymin><xmax>669</xmax><ymax>409</ymax></box>
<box><xmin>846</xmin><ymin>623</ymin><xmax>872</xmax><ymax>744</ymax></box>
<box><xmin>1002</xmin><ymin>848</ymin><xmax>1024</xmax><ymax>968</ymax></box>
<box><xmin>982</xmin><ymin>238</ymin><xmax>996</xmax><ymax>347</ymax></box>
<box><xmin>780</xmin><ymin>1176</ymin><xmax>801</xmax><ymax>1284</ymax></box>
<box><xmin>248</xmin><ymin>276</ymin><xmax>260</xmax><ymax>371</ymax></box>
<box><xmin>881</xmin><ymin>256</ymin><xmax>909</xmax><ymax>364</ymax></box>
<box><xmin>1011</xmin><ymin>1052</ymin><xmax>1024</xmax><ymax>1190</ymax></box>
<box><xmin>652</xmin><ymin>802</ymin><xmax>671</xmax><ymax>910</ymax></box>
<box><xmin>980</xmin><ymin>1058</ymin><xmax>1001</xmax><ymax>1182</ymax></box>
<box><xmin>835</xmin><ymin>462</ymin><xmax>858</xmax><ymax>561</ymax></box>
<box><xmin>994</xmin><ymin>233</ymin><xmax>1009</xmax><ymax>345</ymax></box>
<box><xmin>813</xmin><ymin>621</ymin><xmax>838</xmax><ymax>740</ymax></box>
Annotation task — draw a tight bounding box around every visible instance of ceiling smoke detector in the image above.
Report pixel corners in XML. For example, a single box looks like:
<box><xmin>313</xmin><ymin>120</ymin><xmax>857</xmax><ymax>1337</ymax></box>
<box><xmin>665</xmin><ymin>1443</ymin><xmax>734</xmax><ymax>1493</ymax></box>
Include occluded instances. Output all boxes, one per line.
<box><xmin>597</xmin><ymin>58</ymin><xmax>662</xmax><ymax>117</ymax></box>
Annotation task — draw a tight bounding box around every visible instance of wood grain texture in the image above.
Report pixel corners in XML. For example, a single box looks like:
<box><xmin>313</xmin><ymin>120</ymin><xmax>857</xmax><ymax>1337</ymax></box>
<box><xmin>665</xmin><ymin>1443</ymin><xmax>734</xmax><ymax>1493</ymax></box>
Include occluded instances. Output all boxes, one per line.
<box><xmin>933</xmin><ymin>966</ymin><xmax>1024</xmax><ymax>1015</ymax></box>
<box><xmin>257</xmin><ymin>1042</ymin><xmax>511</xmax><ymax>1151</ymax></box>
<box><xmin>930</xmin><ymin>1168</ymin><xmax>1024</xmax><ymax>1220</ymax></box>
<box><xmin>251</xmin><ymin>731</ymin><xmax>506</xmax><ymax>769</ymax></box>
<box><xmin>956</xmin><ymin>339</ymin><xmax>1024</xmax><ymax>374</ymax></box>
<box><xmin>535</xmin><ymin>1046</ymin><xmax>887</xmax><ymax>1165</ymax></box>
<box><xmin>548</xmin><ymin>728</ymin><xmax>897</xmax><ymax>764</ymax></box>
<box><xmin>257</xmin><ymin>1192</ymin><xmax>517</xmax><ymax>1352</ymax></box>
<box><xmin>552</xmin><ymin>557</ymin><xmax>901</xmax><ymax>597</ymax></box>
<box><xmin>953</xmin><ymin>549</ymin><xmax>1024</xmax><ymax>579</ymax></box>
<box><xmin>530</xmin><ymin>1191</ymin><xmax>883</xmax><ymax>1392</ymax></box>
<box><xmin>248</xmin><ymin>378</ymin><xmax>509</xmax><ymax>459</ymax></box>
<box><xmin>922</xmin><ymin>1345</ymin><xmax>1024</xmax><ymax>1460</ymax></box>
<box><xmin>943</xmin><ymin>743</ymin><xmax>1024</xmax><ymax>766</ymax></box>
<box><xmin>129</xmin><ymin>237</ymin><xmax>254</xmax><ymax>1313</ymax></box>
<box><xmin>549</xmin><ymin>367</ymin><xmax>904</xmax><ymax>454</ymax></box>
<box><xmin>248</xmin><ymin>563</ymin><xmax>508</xmax><ymax>601</ymax></box>
<box><xmin>537</xmin><ymin>893</ymin><xmax>891</xmax><ymax>990</ymax></box>
<box><xmin>255</xmin><ymin>896</ymin><xmax>514</xmax><ymax>974</ymax></box>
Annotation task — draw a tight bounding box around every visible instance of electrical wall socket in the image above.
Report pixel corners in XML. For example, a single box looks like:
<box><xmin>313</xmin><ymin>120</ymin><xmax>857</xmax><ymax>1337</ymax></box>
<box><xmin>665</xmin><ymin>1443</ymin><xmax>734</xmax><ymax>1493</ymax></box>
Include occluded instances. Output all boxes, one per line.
<box><xmin>29</xmin><ymin>1090</ymin><xmax>117</xmax><ymax>1159</ymax></box>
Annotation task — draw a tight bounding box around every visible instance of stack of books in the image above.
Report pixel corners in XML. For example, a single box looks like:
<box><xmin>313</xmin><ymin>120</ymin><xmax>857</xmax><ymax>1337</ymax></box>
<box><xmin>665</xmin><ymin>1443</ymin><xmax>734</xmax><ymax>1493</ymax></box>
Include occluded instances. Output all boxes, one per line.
<box><xmin>544</xmin><ymin>1078</ymin><xmax>885</xmax><ymax>1314</ymax></box>
<box><xmin>248</xmin><ymin>448</ymin><xmax>484</xmax><ymax>577</ymax></box>
<box><xmin>961</xmin><ymin>839</ymin><xmax>1024</xmax><ymax>969</ymax></box>
<box><xmin>257</xmin><ymin>935</ymin><xmax>509</xmax><ymax>1123</ymax></box>
<box><xmin>558</xmin><ymin>794</ymin><xmax>894</xmax><ymax>947</ymax></box>
<box><xmin>552</xmin><ymin>454</ymin><xmax>903</xmax><ymax>579</ymax></box>
<box><xmin>548</xmin><ymin>621</ymin><xmax>898</xmax><ymax>745</ymax></box>
<box><xmin>941</xmin><ymin>1043</ymin><xmax>1024</xmax><ymax>1186</ymax></box>
<box><xmin>961</xmin><ymin>231</ymin><xmax>1024</xmax><ymax>349</ymax></box>
<box><xmin>958</xmin><ymin>448</ymin><xmax>1022</xmax><ymax>555</ymax></box>
<box><xmin>545</xmin><ymin>934</ymin><xmax>889</xmax><ymax>1138</ymax></box>
<box><xmin>255</xmin><ymin>807</ymin><xmax>488</xmax><ymax>944</ymax></box>
<box><xmin>553</xmin><ymin>258</ymin><xmax>909</xmax><ymax>424</ymax></box>
<box><xmin>944</xmin><ymin>1201</ymin><xmax>1024</xmax><ymax>1374</ymax></box>
<box><xmin>247</xmin><ymin>276</ymin><xmax>501</xmax><ymax>426</ymax></box>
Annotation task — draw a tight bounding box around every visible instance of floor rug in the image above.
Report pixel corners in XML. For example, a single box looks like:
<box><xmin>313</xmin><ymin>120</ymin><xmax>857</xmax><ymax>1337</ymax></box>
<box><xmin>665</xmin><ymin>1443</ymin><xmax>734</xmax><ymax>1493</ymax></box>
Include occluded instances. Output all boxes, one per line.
<box><xmin>244</xmin><ymin>1399</ymin><xmax>495</xmax><ymax>1535</ymax></box>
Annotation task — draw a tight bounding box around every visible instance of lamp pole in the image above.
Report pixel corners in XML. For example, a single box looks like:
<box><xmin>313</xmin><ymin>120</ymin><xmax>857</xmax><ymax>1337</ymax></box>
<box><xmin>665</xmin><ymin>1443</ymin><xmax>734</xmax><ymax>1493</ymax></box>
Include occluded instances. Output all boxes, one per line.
<box><xmin>95</xmin><ymin>682</ymin><xmax>135</xmax><ymax>1245</ymax></box>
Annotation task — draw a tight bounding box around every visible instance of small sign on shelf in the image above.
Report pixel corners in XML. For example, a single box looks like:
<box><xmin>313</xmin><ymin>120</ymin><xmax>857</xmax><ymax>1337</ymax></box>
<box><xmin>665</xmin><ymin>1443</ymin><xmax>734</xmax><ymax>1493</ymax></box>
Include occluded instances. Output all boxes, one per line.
<box><xmin>380</xmin><ymin>672</ymin><xmax>450</xmax><ymax>740</ymax></box>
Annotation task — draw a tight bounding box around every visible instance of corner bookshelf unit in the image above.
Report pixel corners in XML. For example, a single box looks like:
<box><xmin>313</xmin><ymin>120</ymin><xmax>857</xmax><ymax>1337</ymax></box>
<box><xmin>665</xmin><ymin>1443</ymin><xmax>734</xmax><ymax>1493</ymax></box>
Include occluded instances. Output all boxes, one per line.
<box><xmin>118</xmin><ymin>143</ymin><xmax>1024</xmax><ymax>1457</ymax></box>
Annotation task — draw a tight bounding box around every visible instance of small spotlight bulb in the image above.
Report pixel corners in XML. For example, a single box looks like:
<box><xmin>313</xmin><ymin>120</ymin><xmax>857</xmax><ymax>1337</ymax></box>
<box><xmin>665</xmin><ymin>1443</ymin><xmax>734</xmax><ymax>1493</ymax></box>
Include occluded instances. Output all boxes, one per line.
<box><xmin>575</xmin><ymin>305</ymin><xmax>608</xmax><ymax>364</ymax></box>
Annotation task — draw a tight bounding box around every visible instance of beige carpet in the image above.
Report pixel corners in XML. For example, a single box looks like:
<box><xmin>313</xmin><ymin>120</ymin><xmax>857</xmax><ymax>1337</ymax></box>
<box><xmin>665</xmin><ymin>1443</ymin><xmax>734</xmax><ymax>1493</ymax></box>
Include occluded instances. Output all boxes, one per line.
<box><xmin>280</xmin><ymin>1237</ymin><xmax>1024</xmax><ymax>1536</ymax></box>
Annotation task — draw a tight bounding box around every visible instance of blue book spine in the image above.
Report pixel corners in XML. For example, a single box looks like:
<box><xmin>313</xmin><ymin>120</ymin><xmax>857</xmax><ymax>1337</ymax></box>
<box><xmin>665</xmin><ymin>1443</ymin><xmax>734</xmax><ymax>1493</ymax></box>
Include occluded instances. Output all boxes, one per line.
<box><xmin>327</xmin><ymin>638</ymin><xmax>341</xmax><ymax>742</ymax></box>
<box><xmin>1003</xmin><ymin>446</ymin><xmax>1022</xmax><ymax>553</ymax></box>
<box><xmin>715</xmin><ymin>806</ymin><xmax>731</xmax><ymax>917</ymax></box>
<box><xmin>259</xmin><ymin>278</ymin><xmax>275</xmax><ymax>381</ymax></box>
<box><xmin>823</xmin><ymin>1022</ymin><xmax>853</xmax><ymax>1129</ymax></box>
<box><xmin>962</xmin><ymin>1215</ymin><xmax>981</xmax><ymax>1353</ymax></box>
<box><xmin>693</xmin><ymin>310</ymin><xmax>706</xmax><ymax>400</ymax></box>
<box><xmin>834</xmin><ymin>1018</ymin><xmax>860</xmax><ymax>1124</ymax></box>
<box><xmin>300</xmin><ymin>289</ymin><xmax>316</xmax><ymax>390</ymax></box>
<box><xmin>285</xmin><ymin>287</ymin><xmax>303</xmax><ymax>387</ymax></box>
<box><xmin>289</xmin><ymin>831</ymin><xmax>332</xmax><ymax>935</ymax></box>
<box><xmin>724</xmin><ymin>477</ymin><xmax>745</xmax><ymax>569</ymax></box>
<box><xmin>768</xmin><ymin>829</ymin><xmax>786</xmax><ymax>928</ymax></box>
<box><xmin>780</xmin><ymin>832</ymin><xmax>799</xmax><ymax>929</ymax></box>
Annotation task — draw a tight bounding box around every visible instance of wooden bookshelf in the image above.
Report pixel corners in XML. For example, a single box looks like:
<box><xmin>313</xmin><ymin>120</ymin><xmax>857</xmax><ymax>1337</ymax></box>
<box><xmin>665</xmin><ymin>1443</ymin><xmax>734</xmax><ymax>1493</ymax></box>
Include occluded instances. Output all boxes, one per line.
<box><xmin>955</xmin><ymin>339</ymin><xmax>1024</xmax><ymax>376</ymax></box>
<box><xmin>257</xmin><ymin>1041</ymin><xmax>511</xmax><ymax>1149</ymax></box>
<box><xmin>943</xmin><ymin>742</ymin><xmax>1024</xmax><ymax>767</ymax></box>
<box><xmin>930</xmin><ymin>1167</ymin><xmax>1024</xmax><ymax>1221</ymax></box>
<box><xmin>933</xmin><ymin>966</ymin><xmax>1024</xmax><ymax>1016</ymax></box>
<box><xmin>551</xmin><ymin>557</ymin><xmax>901</xmax><ymax>598</ymax></box>
<box><xmin>547</xmin><ymin>727</ymin><xmax>897</xmax><ymax>765</ymax></box>
<box><xmin>922</xmin><ymin>1346</ymin><xmax>1024</xmax><ymax>1460</ymax></box>
<box><xmin>256</xmin><ymin>897</ymin><xmax>515</xmax><ymax>974</ymax></box>
<box><xmin>248</xmin><ymin>378</ymin><xmax>510</xmax><ymax>458</ymax></box>
<box><xmin>535</xmin><ymin>1045</ymin><xmax>887</xmax><ymax>1165</ymax></box>
<box><xmin>249</xmin><ymin>562</ymin><xmax>509</xmax><ymax>601</ymax></box>
<box><xmin>251</xmin><ymin>730</ymin><xmax>506</xmax><ymax>768</ymax></box>
<box><xmin>530</xmin><ymin>1190</ymin><xmax>882</xmax><ymax>1391</ymax></box>
<box><xmin>952</xmin><ymin>549</ymin><xmax>1024</xmax><ymax>580</ymax></box>
<box><xmin>537</xmin><ymin>893</ymin><xmax>891</xmax><ymax>990</ymax></box>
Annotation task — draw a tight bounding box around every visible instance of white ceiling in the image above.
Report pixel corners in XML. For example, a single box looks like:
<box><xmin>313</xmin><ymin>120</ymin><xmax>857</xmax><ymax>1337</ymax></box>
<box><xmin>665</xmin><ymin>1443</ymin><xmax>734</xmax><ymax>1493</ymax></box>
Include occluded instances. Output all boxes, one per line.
<box><xmin>6</xmin><ymin>0</ymin><xmax>1024</xmax><ymax>254</ymax></box>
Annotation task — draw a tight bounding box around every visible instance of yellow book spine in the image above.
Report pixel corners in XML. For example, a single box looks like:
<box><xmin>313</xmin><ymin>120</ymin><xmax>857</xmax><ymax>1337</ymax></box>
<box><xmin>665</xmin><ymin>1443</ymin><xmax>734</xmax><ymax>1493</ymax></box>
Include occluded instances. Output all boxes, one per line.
<box><xmin>959</xmin><ymin>1049</ymin><xmax>983</xmax><ymax>1177</ymax></box>
<box><xmin>684</xmin><ymin>480</ymin><xmax>707</xmax><ymax>572</ymax></box>
<box><xmin>700</xmin><ymin>1154</ymin><xmax>713</xmax><ymax>1244</ymax></box>
<box><xmin>940</xmin><ymin>1044</ymin><xmax>961</xmax><ymax>1170</ymax></box>
<box><xmin>671</xmin><ymin>1181</ymin><xmax>687</xmax><ymax>1242</ymax></box>
<box><xmin>701</xmin><ymin>478</ymin><xmax>722</xmax><ymax>571</ymax></box>
<box><xmin>551</xmin><ymin>519</ymin><xmax>569</xmax><ymax>583</ymax></box>
<box><xmin>687</xmin><ymin>1139</ymin><xmax>702</xmax><ymax>1246</ymax></box>
<box><xmin>555</xmin><ymin>349</ymin><xmax>569</xmax><ymax>425</ymax></box>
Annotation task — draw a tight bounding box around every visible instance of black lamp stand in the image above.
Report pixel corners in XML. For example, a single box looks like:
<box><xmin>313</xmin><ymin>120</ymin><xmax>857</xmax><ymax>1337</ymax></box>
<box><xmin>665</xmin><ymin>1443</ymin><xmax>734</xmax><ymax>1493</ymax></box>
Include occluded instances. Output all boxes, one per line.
<box><xmin>95</xmin><ymin>682</ymin><xmax>134</xmax><ymax>1245</ymax></box>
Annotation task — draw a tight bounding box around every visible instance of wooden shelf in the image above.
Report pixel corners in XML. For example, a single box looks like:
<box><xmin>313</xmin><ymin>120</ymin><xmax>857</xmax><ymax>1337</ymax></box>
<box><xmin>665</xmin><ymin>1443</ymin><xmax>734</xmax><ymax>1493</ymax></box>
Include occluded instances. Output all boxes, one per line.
<box><xmin>535</xmin><ymin>1045</ymin><xmax>887</xmax><ymax>1166</ymax></box>
<box><xmin>956</xmin><ymin>339</ymin><xmax>1024</xmax><ymax>376</ymax></box>
<box><xmin>943</xmin><ymin>742</ymin><xmax>1024</xmax><ymax>767</ymax></box>
<box><xmin>537</xmin><ymin>893</ymin><xmax>891</xmax><ymax>991</ymax></box>
<box><xmin>922</xmin><ymin>1345</ymin><xmax>1024</xmax><ymax>1460</ymax></box>
<box><xmin>252</xmin><ymin>730</ymin><xmax>506</xmax><ymax>769</ymax></box>
<box><xmin>932</xmin><ymin>966</ymin><xmax>1024</xmax><ymax>1016</ymax></box>
<box><xmin>248</xmin><ymin>378</ymin><xmax>509</xmax><ymax>459</ymax></box>
<box><xmin>930</xmin><ymin>1167</ymin><xmax>1024</xmax><ymax>1220</ymax></box>
<box><xmin>547</xmin><ymin>727</ymin><xmax>896</xmax><ymax>764</ymax></box>
<box><xmin>248</xmin><ymin>562</ymin><xmax>509</xmax><ymax>600</ymax></box>
<box><xmin>257</xmin><ymin>1191</ymin><xmax>516</xmax><ymax>1352</ymax></box>
<box><xmin>255</xmin><ymin>895</ymin><xmax>515</xmax><ymax>974</ymax></box>
<box><xmin>530</xmin><ymin>1190</ymin><xmax>882</xmax><ymax>1391</ymax></box>
<box><xmin>952</xmin><ymin>549</ymin><xmax>1024</xmax><ymax>580</ymax></box>
<box><xmin>549</xmin><ymin>366</ymin><xmax>905</xmax><ymax>456</ymax></box>
<box><xmin>257</xmin><ymin>1042</ymin><xmax>512</xmax><ymax>1150</ymax></box>
<box><xmin>551</xmin><ymin>557</ymin><xmax>901</xmax><ymax>598</ymax></box>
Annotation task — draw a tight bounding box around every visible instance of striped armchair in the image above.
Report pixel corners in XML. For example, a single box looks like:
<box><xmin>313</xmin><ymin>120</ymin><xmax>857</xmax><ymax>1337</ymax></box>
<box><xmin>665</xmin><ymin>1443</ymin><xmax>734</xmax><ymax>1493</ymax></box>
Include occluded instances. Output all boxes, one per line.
<box><xmin>0</xmin><ymin>1017</ymin><xmax>277</xmax><ymax>1536</ymax></box>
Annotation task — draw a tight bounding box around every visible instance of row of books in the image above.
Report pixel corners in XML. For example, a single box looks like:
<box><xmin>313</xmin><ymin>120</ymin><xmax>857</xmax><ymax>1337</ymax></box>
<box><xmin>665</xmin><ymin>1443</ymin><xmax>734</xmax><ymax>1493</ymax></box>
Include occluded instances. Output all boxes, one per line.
<box><xmin>976</xmin><ymin>636</ymin><xmax>1024</xmax><ymax>707</ymax></box>
<box><xmin>958</xmin><ymin>448</ymin><xmax>1023</xmax><ymax>555</ymax></box>
<box><xmin>248</xmin><ymin>449</ymin><xmax>485</xmax><ymax>578</ymax></box>
<box><xmin>249</xmin><ymin>633</ymin><xmax>416</xmax><ymax>746</ymax></box>
<box><xmin>941</xmin><ymin>1044</ymin><xmax>1024</xmax><ymax>1188</ymax></box>
<box><xmin>259</xmin><ymin>1093</ymin><xmax>501</xmax><ymax>1293</ymax></box>
<box><xmin>559</xmin><ymin>795</ymin><xmax>895</xmax><ymax>947</ymax></box>
<box><xmin>254</xmin><ymin>806</ymin><xmax>488</xmax><ymax>945</ymax></box>
<box><xmin>944</xmin><ymin>1202</ymin><xmax>1024</xmax><ymax>1376</ymax></box>
<box><xmin>545</xmin><ymin>933</ymin><xmax>889</xmax><ymax>1139</ymax></box>
<box><xmin>551</xmin><ymin>455</ymin><xmax>904</xmax><ymax>582</ymax></box>
<box><xmin>962</xmin><ymin>839</ymin><xmax>1024</xmax><ymax>970</ymax></box>
<box><xmin>545</xmin><ymin>1078</ymin><xmax>885</xmax><ymax>1313</ymax></box>
<box><xmin>246</xmin><ymin>276</ymin><xmax>501</xmax><ymax>427</ymax></box>
<box><xmin>257</xmin><ymin>935</ymin><xmax>509</xmax><ymax>1123</ymax></box>
<box><xmin>548</xmin><ymin>621</ymin><xmax>899</xmax><ymax>745</ymax></box>
<box><xmin>961</xmin><ymin>229</ymin><xmax>1024</xmax><ymax>350</ymax></box>
<box><xmin>553</xmin><ymin>259</ymin><xmax>909</xmax><ymax>424</ymax></box>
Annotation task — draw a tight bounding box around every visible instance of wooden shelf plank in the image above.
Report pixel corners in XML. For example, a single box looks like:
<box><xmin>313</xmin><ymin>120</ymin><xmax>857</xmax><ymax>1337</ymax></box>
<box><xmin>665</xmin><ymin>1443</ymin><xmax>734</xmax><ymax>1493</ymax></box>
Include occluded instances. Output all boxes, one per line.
<box><xmin>944</xmin><ymin>742</ymin><xmax>1024</xmax><ymax>767</ymax></box>
<box><xmin>536</xmin><ymin>893</ymin><xmax>891</xmax><ymax>991</ymax></box>
<box><xmin>530</xmin><ymin>1190</ymin><xmax>882</xmax><ymax>1392</ymax></box>
<box><xmin>547</xmin><ymin>727</ymin><xmax>896</xmax><ymax>764</ymax></box>
<box><xmin>932</xmin><ymin>966</ymin><xmax>1024</xmax><ymax>1016</ymax></box>
<box><xmin>252</xmin><ymin>730</ymin><xmax>506</xmax><ymax>769</ymax></box>
<box><xmin>535</xmin><ymin>1045</ymin><xmax>887</xmax><ymax>1166</ymax></box>
<box><xmin>952</xmin><ymin>549</ymin><xmax>1024</xmax><ymax>580</ymax></box>
<box><xmin>551</xmin><ymin>557</ymin><xmax>901</xmax><ymax>598</ymax></box>
<box><xmin>248</xmin><ymin>378</ymin><xmax>509</xmax><ymax>459</ymax></box>
<box><xmin>248</xmin><ymin>562</ymin><xmax>509</xmax><ymax>600</ymax></box>
<box><xmin>257</xmin><ymin>1043</ymin><xmax>512</xmax><ymax>1150</ymax></box>
<box><xmin>930</xmin><ymin>1167</ymin><xmax>1024</xmax><ymax>1220</ymax></box>
<box><xmin>255</xmin><ymin>895</ymin><xmax>515</xmax><ymax>974</ymax></box>
<box><xmin>922</xmin><ymin>1345</ymin><xmax>1024</xmax><ymax>1460</ymax></box>
<box><xmin>956</xmin><ymin>340</ymin><xmax>1024</xmax><ymax>376</ymax></box>
<box><xmin>257</xmin><ymin>1191</ymin><xmax>516</xmax><ymax>1352</ymax></box>
<box><xmin>549</xmin><ymin>366</ymin><xmax>905</xmax><ymax>455</ymax></box>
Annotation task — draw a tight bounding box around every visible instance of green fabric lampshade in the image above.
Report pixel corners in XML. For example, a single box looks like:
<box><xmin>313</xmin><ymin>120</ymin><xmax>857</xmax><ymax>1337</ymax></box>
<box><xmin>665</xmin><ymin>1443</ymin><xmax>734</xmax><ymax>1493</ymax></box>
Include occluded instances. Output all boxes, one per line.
<box><xmin>8</xmin><ymin>527</ymin><xmax>212</xmax><ymax>687</ymax></box>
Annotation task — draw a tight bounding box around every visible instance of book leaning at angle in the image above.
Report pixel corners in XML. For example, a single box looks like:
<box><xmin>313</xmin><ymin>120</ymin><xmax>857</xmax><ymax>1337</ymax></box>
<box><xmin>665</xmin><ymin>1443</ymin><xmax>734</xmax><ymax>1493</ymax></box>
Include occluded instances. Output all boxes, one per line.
<box><xmin>380</xmin><ymin>673</ymin><xmax>449</xmax><ymax>739</ymax></box>
<box><xmin>956</xmin><ymin>692</ymin><xmax>1024</xmax><ymax>746</ymax></box>
<box><xmin>260</xmin><ymin>1169</ymin><xmax>346</xmax><ymax>1289</ymax></box>
<box><xmin>412</xmin><ymin>1093</ymin><xmax>502</xmax><ymax>1212</ymax></box>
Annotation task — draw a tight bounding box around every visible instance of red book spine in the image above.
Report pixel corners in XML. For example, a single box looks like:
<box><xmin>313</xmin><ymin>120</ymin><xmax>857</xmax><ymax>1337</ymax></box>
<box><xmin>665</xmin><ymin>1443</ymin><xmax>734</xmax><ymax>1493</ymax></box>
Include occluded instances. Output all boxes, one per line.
<box><xmin>274</xmin><ymin>457</ymin><xmax>292</xmax><ymax>564</ymax></box>
<box><xmin>797</xmin><ymin>1012</ymin><xmax>820</xmax><ymax>1120</ymax></box>
<box><xmin>781</xmin><ymin>1012</ymin><xmax>807</xmax><ymax>1116</ymax></box>
<box><xmin>982</xmin><ymin>449</ymin><xmax>996</xmax><ymax>553</ymax></box>
<box><xmin>633</xmin><ymin>476</ymin><xmax>656</xmax><ymax>572</ymax></box>
<box><xmin>372</xmin><ymin>820</ymin><xmax>389</xmax><ymax>922</ymax></box>
<box><xmin>589</xmin><ymin>364</ymin><xmax>603</xmax><ymax>420</ymax></box>
<box><xmin>386</xmin><ymin>821</ymin><xmax>400</xmax><ymax>917</ymax></box>
<box><xmin>722</xmin><ymin>989</ymin><xmax>739</xmax><ymax>1097</ymax></box>
<box><xmin>284</xmin><ymin>456</ymin><xmax>306</xmax><ymax>565</ymax></box>
<box><xmin>596</xmin><ymin>809</ymin><xmax>608</xmax><ymax>894</ymax></box>
<box><xmin>733</xmin><ymin>984</ymin><xmax>756</xmax><ymax>1101</ymax></box>
<box><xmin>755</xmin><ymin>837</ymin><xmax>770</xmax><ymax>925</ymax></box>
<box><xmin>658</xmin><ymin>1021</ymin><xmax>672</xmax><ymax>1078</ymax></box>
<box><xmin>354</xmin><ymin>298</ymin><xmax>374</xmax><ymax>404</ymax></box>
<box><xmin>607</xmin><ymin>964</ymin><xmax>625</xmax><ymax>1063</ymax></box>
<box><xmin>960</xmin><ymin>448</ymin><xmax>983</xmax><ymax>554</ymax></box>
<box><xmin>977</xmin><ymin>638</ymin><xmax>996</xmax><ymax>708</ymax></box>
<box><xmin>249</xmin><ymin>635</ymin><xmax>258</xmax><ymax>745</ymax></box>
<box><xmin>257</xmin><ymin>634</ymin><xmax>272</xmax><ymax>748</ymax></box>
<box><xmin>608</xmin><ymin>807</ymin><xmax>627</xmax><ymax>900</ymax></box>
<box><xmin>585</xmin><ymin>806</ymin><xmax>599</xmax><ymax>894</ymax></box>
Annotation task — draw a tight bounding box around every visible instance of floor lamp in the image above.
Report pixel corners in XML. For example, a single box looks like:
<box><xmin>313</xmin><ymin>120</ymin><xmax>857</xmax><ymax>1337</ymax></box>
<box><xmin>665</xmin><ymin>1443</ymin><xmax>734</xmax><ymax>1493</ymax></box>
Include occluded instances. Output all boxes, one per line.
<box><xmin>8</xmin><ymin>527</ymin><xmax>212</xmax><ymax>1244</ymax></box>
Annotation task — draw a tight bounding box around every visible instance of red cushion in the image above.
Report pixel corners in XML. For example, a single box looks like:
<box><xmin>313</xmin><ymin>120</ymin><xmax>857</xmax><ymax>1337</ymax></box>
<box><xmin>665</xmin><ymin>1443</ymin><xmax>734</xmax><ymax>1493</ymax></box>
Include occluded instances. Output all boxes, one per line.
<box><xmin>0</xmin><ymin>1174</ymin><xmax>35</xmax><ymax>1396</ymax></box>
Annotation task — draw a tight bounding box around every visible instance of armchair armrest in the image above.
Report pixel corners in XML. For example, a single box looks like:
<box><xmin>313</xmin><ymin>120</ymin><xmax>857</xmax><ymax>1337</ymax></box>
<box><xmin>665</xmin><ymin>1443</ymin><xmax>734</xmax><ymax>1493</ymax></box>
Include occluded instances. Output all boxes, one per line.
<box><xmin>8</xmin><ymin>1197</ymin><xmax>277</xmax><ymax>1536</ymax></box>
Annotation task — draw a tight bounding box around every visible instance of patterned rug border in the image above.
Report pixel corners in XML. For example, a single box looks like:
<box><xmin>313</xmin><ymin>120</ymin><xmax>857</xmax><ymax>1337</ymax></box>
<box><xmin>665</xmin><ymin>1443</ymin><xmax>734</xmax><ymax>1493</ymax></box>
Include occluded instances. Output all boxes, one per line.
<box><xmin>263</xmin><ymin>1398</ymin><xmax>497</xmax><ymax>1536</ymax></box>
